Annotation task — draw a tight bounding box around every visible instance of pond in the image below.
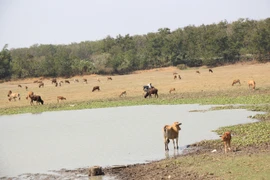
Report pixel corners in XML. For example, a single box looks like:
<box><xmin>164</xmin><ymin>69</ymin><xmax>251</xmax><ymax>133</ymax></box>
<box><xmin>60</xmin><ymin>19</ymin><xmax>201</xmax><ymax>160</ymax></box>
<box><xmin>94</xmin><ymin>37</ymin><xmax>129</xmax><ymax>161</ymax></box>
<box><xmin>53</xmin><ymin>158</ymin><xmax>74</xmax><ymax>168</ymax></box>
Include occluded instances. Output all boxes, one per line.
<box><xmin>0</xmin><ymin>104</ymin><xmax>262</xmax><ymax>178</ymax></box>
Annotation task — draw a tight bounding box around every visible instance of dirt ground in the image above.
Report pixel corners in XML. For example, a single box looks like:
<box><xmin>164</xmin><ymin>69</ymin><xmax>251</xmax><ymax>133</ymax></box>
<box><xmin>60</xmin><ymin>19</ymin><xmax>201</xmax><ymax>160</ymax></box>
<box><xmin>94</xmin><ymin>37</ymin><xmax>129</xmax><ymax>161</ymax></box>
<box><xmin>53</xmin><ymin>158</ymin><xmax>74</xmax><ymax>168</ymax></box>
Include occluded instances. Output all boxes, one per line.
<box><xmin>1</xmin><ymin>62</ymin><xmax>270</xmax><ymax>109</ymax></box>
<box><xmin>1</xmin><ymin>62</ymin><xmax>270</xmax><ymax>180</ymax></box>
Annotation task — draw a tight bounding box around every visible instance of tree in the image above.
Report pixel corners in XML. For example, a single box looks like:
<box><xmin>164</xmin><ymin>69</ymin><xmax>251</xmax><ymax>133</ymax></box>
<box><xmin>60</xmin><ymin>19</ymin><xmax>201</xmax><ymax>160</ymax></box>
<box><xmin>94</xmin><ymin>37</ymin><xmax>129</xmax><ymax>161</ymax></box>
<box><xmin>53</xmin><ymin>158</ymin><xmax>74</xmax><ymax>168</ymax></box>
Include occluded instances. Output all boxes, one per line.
<box><xmin>0</xmin><ymin>44</ymin><xmax>12</xmax><ymax>79</ymax></box>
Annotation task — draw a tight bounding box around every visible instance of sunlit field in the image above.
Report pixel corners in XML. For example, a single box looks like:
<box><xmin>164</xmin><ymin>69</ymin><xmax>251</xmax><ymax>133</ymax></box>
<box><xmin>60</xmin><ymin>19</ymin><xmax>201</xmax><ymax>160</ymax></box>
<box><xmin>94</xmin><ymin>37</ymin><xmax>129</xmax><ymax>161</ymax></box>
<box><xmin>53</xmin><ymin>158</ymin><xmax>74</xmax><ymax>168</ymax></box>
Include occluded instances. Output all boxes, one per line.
<box><xmin>1</xmin><ymin>62</ymin><xmax>270</xmax><ymax>110</ymax></box>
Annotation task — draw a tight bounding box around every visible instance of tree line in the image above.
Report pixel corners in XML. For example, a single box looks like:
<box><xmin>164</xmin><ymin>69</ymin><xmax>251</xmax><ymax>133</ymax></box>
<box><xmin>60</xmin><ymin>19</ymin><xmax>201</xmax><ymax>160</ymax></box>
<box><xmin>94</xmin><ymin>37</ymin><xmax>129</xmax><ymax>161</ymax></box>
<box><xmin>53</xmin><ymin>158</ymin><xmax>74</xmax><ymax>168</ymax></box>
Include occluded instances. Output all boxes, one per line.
<box><xmin>1</xmin><ymin>18</ymin><xmax>270</xmax><ymax>80</ymax></box>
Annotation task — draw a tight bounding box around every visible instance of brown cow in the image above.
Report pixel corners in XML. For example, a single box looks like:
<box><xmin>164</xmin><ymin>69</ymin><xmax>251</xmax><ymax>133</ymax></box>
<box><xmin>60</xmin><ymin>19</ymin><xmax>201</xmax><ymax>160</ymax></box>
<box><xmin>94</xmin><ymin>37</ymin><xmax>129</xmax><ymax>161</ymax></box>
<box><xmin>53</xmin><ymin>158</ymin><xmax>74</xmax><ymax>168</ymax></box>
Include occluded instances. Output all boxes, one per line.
<box><xmin>169</xmin><ymin>88</ymin><xmax>176</xmax><ymax>94</ymax></box>
<box><xmin>144</xmin><ymin>88</ymin><xmax>158</xmax><ymax>98</ymax></box>
<box><xmin>29</xmin><ymin>95</ymin><xmax>44</xmax><ymax>105</ymax></box>
<box><xmin>26</xmin><ymin>91</ymin><xmax>34</xmax><ymax>100</ymax></box>
<box><xmin>65</xmin><ymin>80</ymin><xmax>70</xmax><ymax>84</ymax></box>
<box><xmin>209</xmin><ymin>69</ymin><xmax>213</xmax><ymax>73</ymax></box>
<box><xmin>232</xmin><ymin>79</ymin><xmax>241</xmax><ymax>86</ymax></box>
<box><xmin>92</xmin><ymin>86</ymin><xmax>100</xmax><ymax>92</ymax></box>
<box><xmin>51</xmin><ymin>78</ymin><xmax>57</xmax><ymax>84</ymax></box>
<box><xmin>196</xmin><ymin>71</ymin><xmax>200</xmax><ymax>74</ymax></box>
<box><xmin>119</xmin><ymin>91</ymin><xmax>127</xmax><ymax>97</ymax></box>
<box><xmin>39</xmin><ymin>82</ymin><xmax>44</xmax><ymax>88</ymax></box>
<box><xmin>25</xmin><ymin>86</ymin><xmax>28</xmax><ymax>90</ymax></box>
<box><xmin>7</xmin><ymin>90</ymin><xmax>21</xmax><ymax>101</ymax></box>
<box><xmin>248</xmin><ymin>80</ymin><xmax>256</xmax><ymax>90</ymax></box>
<box><xmin>18</xmin><ymin>84</ymin><xmax>22</xmax><ymax>88</ymax></box>
<box><xmin>107</xmin><ymin>77</ymin><xmax>112</xmax><ymax>80</ymax></box>
<box><xmin>174</xmin><ymin>75</ymin><xmax>177</xmax><ymax>80</ymax></box>
<box><xmin>220</xmin><ymin>131</ymin><xmax>231</xmax><ymax>153</ymax></box>
<box><xmin>164</xmin><ymin>122</ymin><xmax>182</xmax><ymax>151</ymax></box>
<box><xmin>57</xmin><ymin>96</ymin><xmax>66</xmax><ymax>103</ymax></box>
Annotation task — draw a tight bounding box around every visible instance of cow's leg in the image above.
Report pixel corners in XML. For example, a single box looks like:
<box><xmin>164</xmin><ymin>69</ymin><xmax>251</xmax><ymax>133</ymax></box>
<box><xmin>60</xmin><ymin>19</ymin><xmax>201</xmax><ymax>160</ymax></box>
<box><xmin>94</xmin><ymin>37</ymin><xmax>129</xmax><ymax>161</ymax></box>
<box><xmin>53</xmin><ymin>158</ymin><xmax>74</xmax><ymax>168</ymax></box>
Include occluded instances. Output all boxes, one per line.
<box><xmin>227</xmin><ymin>141</ymin><xmax>231</xmax><ymax>151</ymax></box>
<box><xmin>164</xmin><ymin>139</ymin><xmax>169</xmax><ymax>151</ymax></box>
<box><xmin>172</xmin><ymin>139</ymin><xmax>176</xmax><ymax>149</ymax></box>
<box><xmin>224</xmin><ymin>141</ymin><xmax>227</xmax><ymax>153</ymax></box>
<box><xmin>176</xmin><ymin>138</ymin><xmax>179</xmax><ymax>149</ymax></box>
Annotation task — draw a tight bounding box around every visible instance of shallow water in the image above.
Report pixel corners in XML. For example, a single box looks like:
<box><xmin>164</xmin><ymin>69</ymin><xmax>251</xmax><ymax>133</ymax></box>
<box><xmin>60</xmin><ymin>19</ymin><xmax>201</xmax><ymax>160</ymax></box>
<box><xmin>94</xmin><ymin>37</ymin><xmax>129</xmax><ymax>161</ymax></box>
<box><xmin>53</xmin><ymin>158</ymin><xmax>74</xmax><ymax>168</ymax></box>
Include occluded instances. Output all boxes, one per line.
<box><xmin>0</xmin><ymin>104</ymin><xmax>262</xmax><ymax>178</ymax></box>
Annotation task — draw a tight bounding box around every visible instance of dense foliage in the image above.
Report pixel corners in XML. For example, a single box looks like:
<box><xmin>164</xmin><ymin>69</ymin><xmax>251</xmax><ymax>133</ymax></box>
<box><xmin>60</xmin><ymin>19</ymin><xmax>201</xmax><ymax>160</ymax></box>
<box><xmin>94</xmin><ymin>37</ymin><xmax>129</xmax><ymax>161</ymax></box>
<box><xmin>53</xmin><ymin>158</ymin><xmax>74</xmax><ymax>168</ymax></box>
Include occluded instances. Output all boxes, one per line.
<box><xmin>1</xmin><ymin>18</ymin><xmax>270</xmax><ymax>79</ymax></box>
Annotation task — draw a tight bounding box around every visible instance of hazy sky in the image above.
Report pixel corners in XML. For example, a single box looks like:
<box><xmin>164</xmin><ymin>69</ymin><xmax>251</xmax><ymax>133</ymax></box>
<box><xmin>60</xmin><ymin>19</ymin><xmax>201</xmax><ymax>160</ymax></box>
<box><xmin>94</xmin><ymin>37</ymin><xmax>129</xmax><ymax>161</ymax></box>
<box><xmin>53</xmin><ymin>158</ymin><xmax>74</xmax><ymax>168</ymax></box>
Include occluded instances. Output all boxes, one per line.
<box><xmin>0</xmin><ymin>0</ymin><xmax>269</xmax><ymax>49</ymax></box>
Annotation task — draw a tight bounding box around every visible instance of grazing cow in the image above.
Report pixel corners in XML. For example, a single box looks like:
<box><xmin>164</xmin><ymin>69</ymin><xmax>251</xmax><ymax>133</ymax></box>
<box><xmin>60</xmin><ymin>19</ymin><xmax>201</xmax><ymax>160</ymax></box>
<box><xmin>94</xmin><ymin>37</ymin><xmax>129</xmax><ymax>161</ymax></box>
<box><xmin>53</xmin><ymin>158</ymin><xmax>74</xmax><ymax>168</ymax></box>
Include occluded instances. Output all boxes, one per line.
<box><xmin>248</xmin><ymin>80</ymin><xmax>256</xmax><ymax>90</ymax></box>
<box><xmin>163</xmin><ymin>122</ymin><xmax>182</xmax><ymax>151</ymax></box>
<box><xmin>92</xmin><ymin>86</ymin><xmax>100</xmax><ymax>92</ymax></box>
<box><xmin>26</xmin><ymin>91</ymin><xmax>34</xmax><ymax>100</ymax></box>
<box><xmin>119</xmin><ymin>91</ymin><xmax>127</xmax><ymax>97</ymax></box>
<box><xmin>57</xmin><ymin>96</ymin><xmax>66</xmax><ymax>103</ymax></box>
<box><xmin>29</xmin><ymin>95</ymin><xmax>44</xmax><ymax>105</ymax></box>
<box><xmin>174</xmin><ymin>75</ymin><xmax>177</xmax><ymax>80</ymax></box>
<box><xmin>7</xmin><ymin>90</ymin><xmax>21</xmax><ymax>101</ymax></box>
<box><xmin>169</xmin><ymin>88</ymin><xmax>176</xmax><ymax>94</ymax></box>
<box><xmin>178</xmin><ymin>75</ymin><xmax>181</xmax><ymax>79</ymax></box>
<box><xmin>220</xmin><ymin>131</ymin><xmax>231</xmax><ymax>153</ymax></box>
<box><xmin>25</xmin><ymin>86</ymin><xmax>28</xmax><ymax>90</ymax></box>
<box><xmin>39</xmin><ymin>82</ymin><xmax>44</xmax><ymax>88</ymax></box>
<box><xmin>51</xmin><ymin>78</ymin><xmax>57</xmax><ymax>84</ymax></box>
<box><xmin>144</xmin><ymin>88</ymin><xmax>158</xmax><ymax>98</ymax></box>
<box><xmin>232</xmin><ymin>79</ymin><xmax>241</xmax><ymax>86</ymax></box>
<box><xmin>65</xmin><ymin>80</ymin><xmax>70</xmax><ymax>84</ymax></box>
<box><xmin>196</xmin><ymin>71</ymin><xmax>200</xmax><ymax>74</ymax></box>
<box><xmin>18</xmin><ymin>84</ymin><xmax>22</xmax><ymax>88</ymax></box>
<box><xmin>107</xmin><ymin>77</ymin><xmax>112</xmax><ymax>80</ymax></box>
<box><xmin>83</xmin><ymin>79</ymin><xmax>88</xmax><ymax>84</ymax></box>
<box><xmin>209</xmin><ymin>69</ymin><xmax>213</xmax><ymax>73</ymax></box>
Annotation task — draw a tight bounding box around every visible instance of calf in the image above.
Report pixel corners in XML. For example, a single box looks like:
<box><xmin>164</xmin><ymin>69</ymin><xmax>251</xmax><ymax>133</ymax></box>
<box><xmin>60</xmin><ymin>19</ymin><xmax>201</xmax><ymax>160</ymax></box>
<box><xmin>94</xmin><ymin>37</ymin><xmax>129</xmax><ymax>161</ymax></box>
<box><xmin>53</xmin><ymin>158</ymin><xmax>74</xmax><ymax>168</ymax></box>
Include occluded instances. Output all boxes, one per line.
<box><xmin>163</xmin><ymin>122</ymin><xmax>182</xmax><ymax>151</ymax></box>
<box><xmin>92</xmin><ymin>86</ymin><xmax>100</xmax><ymax>92</ymax></box>
<box><xmin>220</xmin><ymin>131</ymin><xmax>231</xmax><ymax>153</ymax></box>
<box><xmin>248</xmin><ymin>80</ymin><xmax>256</xmax><ymax>90</ymax></box>
<box><xmin>57</xmin><ymin>96</ymin><xmax>66</xmax><ymax>103</ymax></box>
<box><xmin>119</xmin><ymin>91</ymin><xmax>127</xmax><ymax>97</ymax></box>
<box><xmin>169</xmin><ymin>88</ymin><xmax>176</xmax><ymax>93</ymax></box>
<box><xmin>232</xmin><ymin>79</ymin><xmax>241</xmax><ymax>86</ymax></box>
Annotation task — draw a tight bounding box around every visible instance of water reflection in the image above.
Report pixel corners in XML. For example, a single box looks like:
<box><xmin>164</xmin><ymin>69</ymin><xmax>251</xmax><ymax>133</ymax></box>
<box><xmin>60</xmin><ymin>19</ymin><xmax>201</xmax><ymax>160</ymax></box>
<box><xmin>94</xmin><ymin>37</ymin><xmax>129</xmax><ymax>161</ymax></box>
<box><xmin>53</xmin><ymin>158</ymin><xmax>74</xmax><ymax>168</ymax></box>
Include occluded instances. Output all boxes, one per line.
<box><xmin>0</xmin><ymin>104</ymin><xmax>262</xmax><ymax>178</ymax></box>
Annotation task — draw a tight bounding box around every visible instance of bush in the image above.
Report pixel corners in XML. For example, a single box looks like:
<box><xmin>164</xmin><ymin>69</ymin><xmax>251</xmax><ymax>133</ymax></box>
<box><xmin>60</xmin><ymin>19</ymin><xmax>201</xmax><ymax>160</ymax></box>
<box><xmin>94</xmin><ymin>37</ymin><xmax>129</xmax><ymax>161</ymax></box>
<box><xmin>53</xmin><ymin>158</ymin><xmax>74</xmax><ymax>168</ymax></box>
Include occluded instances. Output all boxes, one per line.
<box><xmin>177</xmin><ymin>64</ymin><xmax>187</xmax><ymax>70</ymax></box>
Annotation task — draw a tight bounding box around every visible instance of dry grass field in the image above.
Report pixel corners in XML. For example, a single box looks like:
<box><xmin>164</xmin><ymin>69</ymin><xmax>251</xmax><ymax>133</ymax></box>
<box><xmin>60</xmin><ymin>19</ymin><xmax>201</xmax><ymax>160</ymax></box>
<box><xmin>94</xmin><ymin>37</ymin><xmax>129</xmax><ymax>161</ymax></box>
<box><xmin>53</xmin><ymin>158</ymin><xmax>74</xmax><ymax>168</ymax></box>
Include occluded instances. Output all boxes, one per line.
<box><xmin>1</xmin><ymin>62</ymin><xmax>270</xmax><ymax>109</ymax></box>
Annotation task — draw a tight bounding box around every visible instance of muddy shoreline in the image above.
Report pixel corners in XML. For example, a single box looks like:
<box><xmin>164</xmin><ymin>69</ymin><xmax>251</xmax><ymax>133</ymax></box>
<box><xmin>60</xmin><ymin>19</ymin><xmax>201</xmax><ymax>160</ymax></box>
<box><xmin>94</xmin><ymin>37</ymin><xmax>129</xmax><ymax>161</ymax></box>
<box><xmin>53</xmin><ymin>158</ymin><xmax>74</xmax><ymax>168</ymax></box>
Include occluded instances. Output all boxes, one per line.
<box><xmin>2</xmin><ymin>143</ymin><xmax>269</xmax><ymax>180</ymax></box>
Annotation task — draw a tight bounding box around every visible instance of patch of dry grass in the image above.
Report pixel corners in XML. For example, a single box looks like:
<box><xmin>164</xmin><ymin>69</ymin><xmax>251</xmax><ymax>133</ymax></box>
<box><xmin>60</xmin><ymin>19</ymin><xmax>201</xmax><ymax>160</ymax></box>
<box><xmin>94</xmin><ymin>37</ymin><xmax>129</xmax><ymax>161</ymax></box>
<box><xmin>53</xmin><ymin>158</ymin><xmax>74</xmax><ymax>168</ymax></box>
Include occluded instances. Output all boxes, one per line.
<box><xmin>1</xmin><ymin>63</ymin><xmax>270</xmax><ymax>109</ymax></box>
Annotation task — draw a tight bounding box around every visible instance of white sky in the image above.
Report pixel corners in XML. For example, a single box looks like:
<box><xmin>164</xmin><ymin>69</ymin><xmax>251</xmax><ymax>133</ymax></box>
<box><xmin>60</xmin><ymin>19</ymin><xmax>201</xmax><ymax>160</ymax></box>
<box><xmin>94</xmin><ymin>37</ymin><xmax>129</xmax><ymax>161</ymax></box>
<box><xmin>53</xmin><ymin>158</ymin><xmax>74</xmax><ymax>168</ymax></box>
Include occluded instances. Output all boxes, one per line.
<box><xmin>0</xmin><ymin>0</ymin><xmax>269</xmax><ymax>49</ymax></box>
